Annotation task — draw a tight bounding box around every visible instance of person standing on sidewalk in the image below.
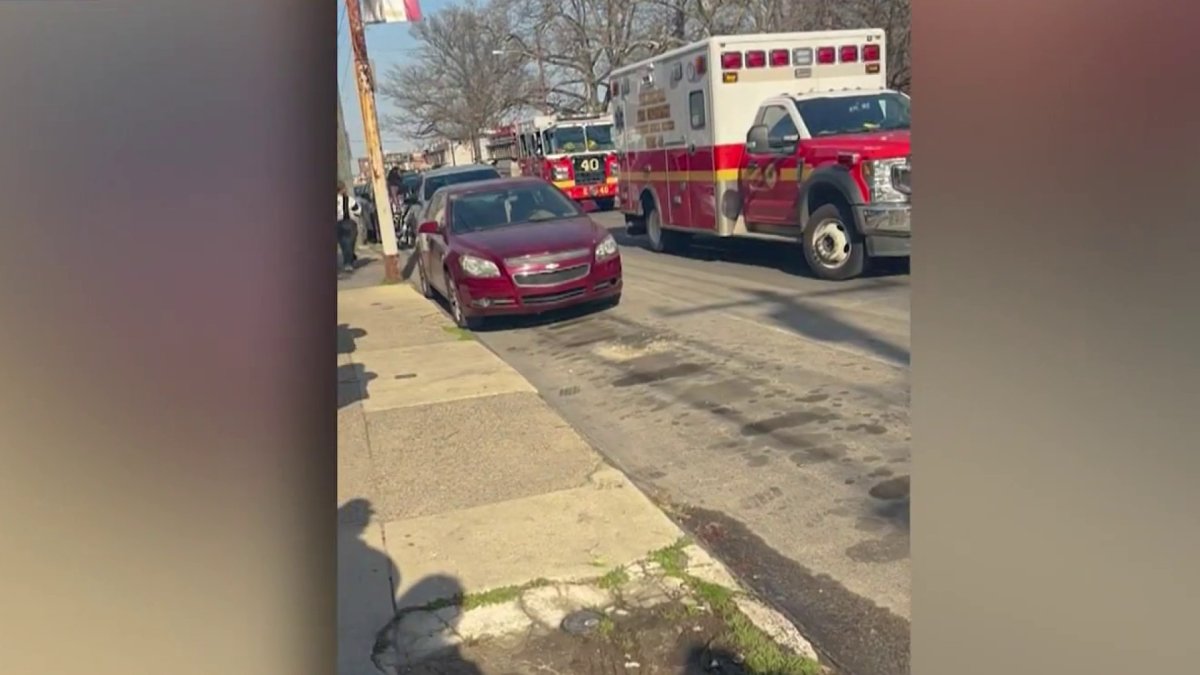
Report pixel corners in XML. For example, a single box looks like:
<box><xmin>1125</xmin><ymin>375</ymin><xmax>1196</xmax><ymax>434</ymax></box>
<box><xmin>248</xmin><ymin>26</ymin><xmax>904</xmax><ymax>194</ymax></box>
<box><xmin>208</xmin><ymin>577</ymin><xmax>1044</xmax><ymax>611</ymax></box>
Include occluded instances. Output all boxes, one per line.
<box><xmin>337</xmin><ymin>181</ymin><xmax>362</xmax><ymax>273</ymax></box>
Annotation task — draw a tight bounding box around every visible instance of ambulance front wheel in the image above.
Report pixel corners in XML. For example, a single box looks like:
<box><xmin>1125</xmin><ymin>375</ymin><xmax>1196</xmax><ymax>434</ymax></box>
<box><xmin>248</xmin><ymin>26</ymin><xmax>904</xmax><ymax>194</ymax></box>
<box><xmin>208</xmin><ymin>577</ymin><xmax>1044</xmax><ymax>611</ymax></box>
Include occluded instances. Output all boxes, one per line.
<box><xmin>646</xmin><ymin>207</ymin><xmax>689</xmax><ymax>254</ymax></box>
<box><xmin>803</xmin><ymin>203</ymin><xmax>866</xmax><ymax>281</ymax></box>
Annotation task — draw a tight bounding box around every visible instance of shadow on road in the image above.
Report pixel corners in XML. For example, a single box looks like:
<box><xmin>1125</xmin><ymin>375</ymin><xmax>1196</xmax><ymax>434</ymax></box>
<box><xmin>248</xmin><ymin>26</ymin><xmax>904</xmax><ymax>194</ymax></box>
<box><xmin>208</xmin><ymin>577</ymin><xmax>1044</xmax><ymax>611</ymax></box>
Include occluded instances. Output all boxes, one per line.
<box><xmin>651</xmin><ymin>286</ymin><xmax>909</xmax><ymax>366</ymax></box>
<box><xmin>607</xmin><ymin>223</ymin><xmax>909</xmax><ymax>281</ymax></box>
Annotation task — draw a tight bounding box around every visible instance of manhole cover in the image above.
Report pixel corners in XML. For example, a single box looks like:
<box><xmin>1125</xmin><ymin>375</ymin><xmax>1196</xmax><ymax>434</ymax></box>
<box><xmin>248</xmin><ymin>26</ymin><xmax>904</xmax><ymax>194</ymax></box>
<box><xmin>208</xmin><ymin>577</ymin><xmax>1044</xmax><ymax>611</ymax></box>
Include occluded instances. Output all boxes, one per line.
<box><xmin>561</xmin><ymin>609</ymin><xmax>604</xmax><ymax>635</ymax></box>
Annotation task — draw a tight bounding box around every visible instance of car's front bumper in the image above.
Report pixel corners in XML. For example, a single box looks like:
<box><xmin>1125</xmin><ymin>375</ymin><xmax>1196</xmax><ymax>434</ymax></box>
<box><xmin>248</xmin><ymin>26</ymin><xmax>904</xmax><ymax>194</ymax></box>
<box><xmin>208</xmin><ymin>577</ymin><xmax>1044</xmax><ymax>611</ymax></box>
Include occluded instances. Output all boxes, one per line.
<box><xmin>457</xmin><ymin>258</ymin><xmax>623</xmax><ymax>317</ymax></box>
<box><xmin>854</xmin><ymin>202</ymin><xmax>911</xmax><ymax>257</ymax></box>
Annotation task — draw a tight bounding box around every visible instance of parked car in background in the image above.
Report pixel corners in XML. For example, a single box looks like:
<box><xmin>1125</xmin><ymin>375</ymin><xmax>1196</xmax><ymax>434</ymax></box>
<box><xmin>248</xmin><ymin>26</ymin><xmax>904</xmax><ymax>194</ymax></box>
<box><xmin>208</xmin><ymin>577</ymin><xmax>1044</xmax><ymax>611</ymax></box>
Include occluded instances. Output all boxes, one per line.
<box><xmin>352</xmin><ymin>184</ymin><xmax>380</xmax><ymax>243</ymax></box>
<box><xmin>402</xmin><ymin>164</ymin><xmax>502</xmax><ymax>250</ymax></box>
<box><xmin>414</xmin><ymin>176</ymin><xmax>622</xmax><ymax>330</ymax></box>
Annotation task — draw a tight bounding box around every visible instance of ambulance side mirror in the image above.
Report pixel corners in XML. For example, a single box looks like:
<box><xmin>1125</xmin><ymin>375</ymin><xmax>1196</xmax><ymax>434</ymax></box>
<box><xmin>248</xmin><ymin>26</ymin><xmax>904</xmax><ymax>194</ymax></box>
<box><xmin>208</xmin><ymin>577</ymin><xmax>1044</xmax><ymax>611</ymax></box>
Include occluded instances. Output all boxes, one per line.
<box><xmin>746</xmin><ymin>125</ymin><xmax>769</xmax><ymax>153</ymax></box>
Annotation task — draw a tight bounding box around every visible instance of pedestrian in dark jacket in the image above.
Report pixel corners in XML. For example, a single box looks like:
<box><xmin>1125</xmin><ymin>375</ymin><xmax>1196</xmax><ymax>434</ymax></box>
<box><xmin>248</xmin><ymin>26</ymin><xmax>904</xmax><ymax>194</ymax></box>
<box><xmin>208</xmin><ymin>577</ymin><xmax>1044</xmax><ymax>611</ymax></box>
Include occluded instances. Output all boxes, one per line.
<box><xmin>337</xmin><ymin>181</ymin><xmax>362</xmax><ymax>273</ymax></box>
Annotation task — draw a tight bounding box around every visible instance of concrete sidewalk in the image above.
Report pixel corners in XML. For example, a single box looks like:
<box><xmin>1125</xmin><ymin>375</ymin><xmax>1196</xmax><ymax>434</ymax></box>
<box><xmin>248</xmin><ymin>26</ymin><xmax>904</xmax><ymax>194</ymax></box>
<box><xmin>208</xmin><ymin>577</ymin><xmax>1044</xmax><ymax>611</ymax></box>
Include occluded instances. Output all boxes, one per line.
<box><xmin>337</xmin><ymin>282</ymin><xmax>687</xmax><ymax>675</ymax></box>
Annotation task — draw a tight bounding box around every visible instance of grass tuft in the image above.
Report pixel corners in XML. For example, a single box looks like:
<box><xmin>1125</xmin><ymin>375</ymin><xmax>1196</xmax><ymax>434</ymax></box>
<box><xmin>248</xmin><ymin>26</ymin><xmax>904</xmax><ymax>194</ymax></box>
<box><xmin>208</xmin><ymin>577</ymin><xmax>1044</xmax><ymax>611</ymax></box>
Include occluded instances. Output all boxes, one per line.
<box><xmin>598</xmin><ymin>566</ymin><xmax>631</xmax><ymax>590</ymax></box>
<box><xmin>441</xmin><ymin>326</ymin><xmax>475</xmax><ymax>341</ymax></box>
<box><xmin>648</xmin><ymin>537</ymin><xmax>690</xmax><ymax>577</ymax></box>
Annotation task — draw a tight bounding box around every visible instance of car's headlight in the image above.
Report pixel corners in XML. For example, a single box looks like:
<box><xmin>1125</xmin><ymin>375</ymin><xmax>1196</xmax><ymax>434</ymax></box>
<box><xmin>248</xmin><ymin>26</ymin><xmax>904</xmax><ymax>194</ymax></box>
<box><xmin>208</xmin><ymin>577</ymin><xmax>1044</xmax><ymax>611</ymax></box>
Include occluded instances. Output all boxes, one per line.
<box><xmin>862</xmin><ymin>158</ymin><xmax>910</xmax><ymax>203</ymax></box>
<box><xmin>595</xmin><ymin>234</ymin><xmax>618</xmax><ymax>261</ymax></box>
<box><xmin>459</xmin><ymin>254</ymin><xmax>501</xmax><ymax>278</ymax></box>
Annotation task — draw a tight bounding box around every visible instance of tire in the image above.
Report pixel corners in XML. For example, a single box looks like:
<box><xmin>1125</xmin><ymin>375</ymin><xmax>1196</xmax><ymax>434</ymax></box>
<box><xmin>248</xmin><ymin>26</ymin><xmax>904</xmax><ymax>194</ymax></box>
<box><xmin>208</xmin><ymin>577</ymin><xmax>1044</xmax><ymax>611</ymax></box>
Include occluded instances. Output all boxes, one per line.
<box><xmin>417</xmin><ymin>260</ymin><xmax>434</xmax><ymax>299</ymax></box>
<box><xmin>445</xmin><ymin>272</ymin><xmax>484</xmax><ymax>331</ymax></box>
<box><xmin>803</xmin><ymin>203</ymin><xmax>866</xmax><ymax>281</ymax></box>
<box><xmin>646</xmin><ymin>207</ymin><xmax>689</xmax><ymax>254</ymax></box>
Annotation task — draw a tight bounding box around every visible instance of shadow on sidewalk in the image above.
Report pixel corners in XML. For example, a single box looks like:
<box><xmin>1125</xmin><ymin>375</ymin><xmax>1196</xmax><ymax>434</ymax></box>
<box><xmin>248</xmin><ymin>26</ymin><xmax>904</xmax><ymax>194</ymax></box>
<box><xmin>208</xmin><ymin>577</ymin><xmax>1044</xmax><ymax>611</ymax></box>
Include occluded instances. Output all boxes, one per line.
<box><xmin>337</xmin><ymin>324</ymin><xmax>376</xmax><ymax>409</ymax></box>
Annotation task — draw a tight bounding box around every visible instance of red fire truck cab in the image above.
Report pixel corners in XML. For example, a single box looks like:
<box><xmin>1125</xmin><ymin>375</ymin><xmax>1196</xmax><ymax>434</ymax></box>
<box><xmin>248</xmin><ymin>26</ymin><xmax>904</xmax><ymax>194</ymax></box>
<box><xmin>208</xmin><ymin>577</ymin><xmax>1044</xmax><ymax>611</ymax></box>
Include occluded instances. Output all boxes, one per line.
<box><xmin>609</xmin><ymin>30</ymin><xmax>910</xmax><ymax>281</ymax></box>
<box><xmin>513</xmin><ymin>114</ymin><xmax>620</xmax><ymax>210</ymax></box>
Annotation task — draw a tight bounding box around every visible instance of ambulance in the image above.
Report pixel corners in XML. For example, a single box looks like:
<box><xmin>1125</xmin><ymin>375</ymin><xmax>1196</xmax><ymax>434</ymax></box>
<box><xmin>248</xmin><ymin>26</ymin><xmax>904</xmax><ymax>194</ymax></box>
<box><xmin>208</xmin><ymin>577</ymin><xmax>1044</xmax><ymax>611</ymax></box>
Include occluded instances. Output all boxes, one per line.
<box><xmin>608</xmin><ymin>30</ymin><xmax>910</xmax><ymax>280</ymax></box>
<box><xmin>511</xmin><ymin>113</ymin><xmax>621</xmax><ymax>210</ymax></box>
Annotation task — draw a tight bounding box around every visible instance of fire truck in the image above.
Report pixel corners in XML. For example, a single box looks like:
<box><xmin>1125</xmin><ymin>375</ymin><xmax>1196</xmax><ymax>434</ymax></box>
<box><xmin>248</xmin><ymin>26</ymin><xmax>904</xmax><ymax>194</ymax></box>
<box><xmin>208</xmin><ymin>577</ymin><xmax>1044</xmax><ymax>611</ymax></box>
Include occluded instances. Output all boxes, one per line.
<box><xmin>512</xmin><ymin>113</ymin><xmax>620</xmax><ymax>210</ymax></box>
<box><xmin>609</xmin><ymin>30</ymin><xmax>910</xmax><ymax>281</ymax></box>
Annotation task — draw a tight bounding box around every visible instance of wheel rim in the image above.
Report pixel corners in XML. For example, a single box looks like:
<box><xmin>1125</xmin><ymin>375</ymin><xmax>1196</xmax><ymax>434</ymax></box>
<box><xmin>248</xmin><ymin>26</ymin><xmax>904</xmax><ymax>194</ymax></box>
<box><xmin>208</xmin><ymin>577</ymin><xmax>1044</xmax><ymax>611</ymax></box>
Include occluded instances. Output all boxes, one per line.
<box><xmin>811</xmin><ymin>219</ymin><xmax>851</xmax><ymax>268</ymax></box>
<box><xmin>449</xmin><ymin>283</ymin><xmax>465</xmax><ymax>324</ymax></box>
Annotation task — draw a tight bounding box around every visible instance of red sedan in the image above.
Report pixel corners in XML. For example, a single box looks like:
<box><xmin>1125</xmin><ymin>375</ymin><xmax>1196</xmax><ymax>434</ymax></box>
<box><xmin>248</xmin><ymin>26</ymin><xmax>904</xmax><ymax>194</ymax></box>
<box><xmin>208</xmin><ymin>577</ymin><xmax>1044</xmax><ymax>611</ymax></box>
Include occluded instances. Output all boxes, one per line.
<box><xmin>414</xmin><ymin>177</ymin><xmax>622</xmax><ymax>330</ymax></box>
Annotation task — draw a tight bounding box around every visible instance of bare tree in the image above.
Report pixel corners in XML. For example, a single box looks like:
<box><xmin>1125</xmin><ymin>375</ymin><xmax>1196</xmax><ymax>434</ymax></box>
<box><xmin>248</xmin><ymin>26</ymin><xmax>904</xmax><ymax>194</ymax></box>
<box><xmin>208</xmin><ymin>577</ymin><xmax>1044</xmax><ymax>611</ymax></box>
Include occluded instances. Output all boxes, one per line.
<box><xmin>378</xmin><ymin>1</ymin><xmax>535</xmax><ymax>159</ymax></box>
<box><xmin>497</xmin><ymin>0</ymin><xmax>675</xmax><ymax>115</ymax></box>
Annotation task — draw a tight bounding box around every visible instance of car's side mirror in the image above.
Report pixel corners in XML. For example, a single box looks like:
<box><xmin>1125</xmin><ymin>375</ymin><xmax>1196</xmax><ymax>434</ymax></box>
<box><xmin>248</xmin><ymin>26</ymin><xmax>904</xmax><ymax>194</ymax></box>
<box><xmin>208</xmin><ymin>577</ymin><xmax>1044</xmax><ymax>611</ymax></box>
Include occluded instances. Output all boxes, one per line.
<box><xmin>417</xmin><ymin>221</ymin><xmax>440</xmax><ymax>235</ymax></box>
<box><xmin>746</xmin><ymin>124</ymin><xmax>769</xmax><ymax>153</ymax></box>
<box><xmin>580</xmin><ymin>199</ymin><xmax>599</xmax><ymax>213</ymax></box>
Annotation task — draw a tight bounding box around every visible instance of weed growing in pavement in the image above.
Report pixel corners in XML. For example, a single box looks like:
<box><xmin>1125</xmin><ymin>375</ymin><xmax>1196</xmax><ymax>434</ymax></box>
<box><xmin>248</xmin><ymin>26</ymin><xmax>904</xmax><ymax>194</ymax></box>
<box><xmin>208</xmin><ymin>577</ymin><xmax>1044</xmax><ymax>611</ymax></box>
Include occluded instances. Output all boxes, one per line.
<box><xmin>598</xmin><ymin>566</ymin><xmax>631</xmax><ymax>590</ymax></box>
<box><xmin>652</xmin><ymin>540</ymin><xmax>820</xmax><ymax>675</ymax></box>
<box><xmin>418</xmin><ymin>578</ymin><xmax>553</xmax><ymax>612</ymax></box>
<box><xmin>648</xmin><ymin>537</ymin><xmax>690</xmax><ymax>577</ymax></box>
<box><xmin>441</xmin><ymin>326</ymin><xmax>475</xmax><ymax>341</ymax></box>
<box><xmin>597</xmin><ymin>614</ymin><xmax>616</xmax><ymax>637</ymax></box>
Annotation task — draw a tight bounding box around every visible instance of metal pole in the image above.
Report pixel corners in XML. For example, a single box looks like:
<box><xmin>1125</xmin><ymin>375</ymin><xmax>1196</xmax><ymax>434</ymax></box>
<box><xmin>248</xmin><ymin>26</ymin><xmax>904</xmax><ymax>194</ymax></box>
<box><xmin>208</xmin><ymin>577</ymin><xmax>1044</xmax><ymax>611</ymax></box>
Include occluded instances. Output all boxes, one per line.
<box><xmin>345</xmin><ymin>0</ymin><xmax>400</xmax><ymax>283</ymax></box>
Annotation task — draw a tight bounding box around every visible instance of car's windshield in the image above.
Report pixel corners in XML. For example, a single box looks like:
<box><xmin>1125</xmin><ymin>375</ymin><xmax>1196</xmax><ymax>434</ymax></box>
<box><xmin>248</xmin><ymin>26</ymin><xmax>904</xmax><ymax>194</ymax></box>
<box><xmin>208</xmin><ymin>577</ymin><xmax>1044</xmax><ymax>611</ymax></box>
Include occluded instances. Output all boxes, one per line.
<box><xmin>422</xmin><ymin>169</ymin><xmax>500</xmax><ymax>201</ymax></box>
<box><xmin>794</xmin><ymin>93</ymin><xmax>910</xmax><ymax>137</ymax></box>
<box><xmin>449</xmin><ymin>182</ymin><xmax>582</xmax><ymax>234</ymax></box>
<box><xmin>546</xmin><ymin>124</ymin><xmax>615</xmax><ymax>153</ymax></box>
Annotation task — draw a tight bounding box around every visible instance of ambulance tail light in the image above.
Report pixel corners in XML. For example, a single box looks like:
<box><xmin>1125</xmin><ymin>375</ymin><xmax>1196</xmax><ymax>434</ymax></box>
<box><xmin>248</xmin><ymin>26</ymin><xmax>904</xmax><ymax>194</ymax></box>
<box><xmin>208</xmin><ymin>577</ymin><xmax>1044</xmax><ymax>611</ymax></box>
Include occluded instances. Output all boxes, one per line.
<box><xmin>816</xmin><ymin>47</ymin><xmax>836</xmax><ymax>65</ymax></box>
<box><xmin>694</xmin><ymin>55</ymin><xmax>707</xmax><ymax>75</ymax></box>
<box><xmin>720</xmin><ymin>51</ymin><xmax>743</xmax><ymax>70</ymax></box>
<box><xmin>793</xmin><ymin>48</ymin><xmax>813</xmax><ymax>66</ymax></box>
<box><xmin>769</xmin><ymin>49</ymin><xmax>790</xmax><ymax>67</ymax></box>
<box><xmin>863</xmin><ymin>44</ymin><xmax>881</xmax><ymax>62</ymax></box>
<box><xmin>840</xmin><ymin>45</ymin><xmax>859</xmax><ymax>63</ymax></box>
<box><xmin>745</xmin><ymin>50</ymin><xmax>766</xmax><ymax>68</ymax></box>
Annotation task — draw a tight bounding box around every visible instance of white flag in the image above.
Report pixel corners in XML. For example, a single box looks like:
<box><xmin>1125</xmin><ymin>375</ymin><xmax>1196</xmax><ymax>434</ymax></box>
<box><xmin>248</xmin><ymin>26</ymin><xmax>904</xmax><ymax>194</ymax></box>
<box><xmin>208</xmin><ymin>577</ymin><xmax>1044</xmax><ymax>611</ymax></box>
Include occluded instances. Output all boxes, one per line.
<box><xmin>360</xmin><ymin>0</ymin><xmax>422</xmax><ymax>24</ymax></box>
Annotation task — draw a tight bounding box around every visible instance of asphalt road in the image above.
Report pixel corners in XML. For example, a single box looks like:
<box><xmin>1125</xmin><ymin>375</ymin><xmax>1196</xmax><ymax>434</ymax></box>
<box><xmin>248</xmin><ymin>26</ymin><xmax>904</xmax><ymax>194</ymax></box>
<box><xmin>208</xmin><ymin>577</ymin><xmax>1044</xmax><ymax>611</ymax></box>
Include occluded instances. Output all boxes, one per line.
<box><xmin>382</xmin><ymin>212</ymin><xmax>912</xmax><ymax>675</ymax></box>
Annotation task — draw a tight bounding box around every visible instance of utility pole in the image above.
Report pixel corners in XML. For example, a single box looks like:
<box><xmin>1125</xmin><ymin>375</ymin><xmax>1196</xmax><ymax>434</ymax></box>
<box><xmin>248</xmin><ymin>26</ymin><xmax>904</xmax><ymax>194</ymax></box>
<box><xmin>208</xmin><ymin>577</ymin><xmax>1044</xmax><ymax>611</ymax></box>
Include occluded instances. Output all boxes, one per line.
<box><xmin>345</xmin><ymin>0</ymin><xmax>400</xmax><ymax>283</ymax></box>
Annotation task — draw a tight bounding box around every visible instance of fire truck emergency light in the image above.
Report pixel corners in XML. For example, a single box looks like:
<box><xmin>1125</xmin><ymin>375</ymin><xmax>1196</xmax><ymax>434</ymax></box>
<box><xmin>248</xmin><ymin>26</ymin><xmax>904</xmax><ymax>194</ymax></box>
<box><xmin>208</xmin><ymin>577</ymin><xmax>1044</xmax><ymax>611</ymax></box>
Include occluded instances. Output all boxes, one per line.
<box><xmin>770</xmin><ymin>49</ymin><xmax>791</xmax><ymax>67</ymax></box>
<box><xmin>840</xmin><ymin>45</ymin><xmax>859</xmax><ymax>63</ymax></box>
<box><xmin>745</xmin><ymin>50</ymin><xmax>766</xmax><ymax>68</ymax></box>
<box><xmin>720</xmin><ymin>51</ymin><xmax>743</xmax><ymax>70</ymax></box>
<box><xmin>862</xmin><ymin>44</ymin><xmax>881</xmax><ymax>62</ymax></box>
<box><xmin>816</xmin><ymin>47</ymin><xmax>836</xmax><ymax>64</ymax></box>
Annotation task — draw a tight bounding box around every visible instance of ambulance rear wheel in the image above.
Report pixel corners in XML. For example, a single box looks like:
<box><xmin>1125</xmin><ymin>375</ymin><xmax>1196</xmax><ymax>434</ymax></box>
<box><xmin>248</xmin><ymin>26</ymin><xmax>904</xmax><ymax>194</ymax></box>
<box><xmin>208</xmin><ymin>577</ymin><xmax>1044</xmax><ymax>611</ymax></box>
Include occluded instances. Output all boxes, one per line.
<box><xmin>803</xmin><ymin>203</ymin><xmax>865</xmax><ymax>281</ymax></box>
<box><xmin>646</xmin><ymin>207</ymin><xmax>688</xmax><ymax>254</ymax></box>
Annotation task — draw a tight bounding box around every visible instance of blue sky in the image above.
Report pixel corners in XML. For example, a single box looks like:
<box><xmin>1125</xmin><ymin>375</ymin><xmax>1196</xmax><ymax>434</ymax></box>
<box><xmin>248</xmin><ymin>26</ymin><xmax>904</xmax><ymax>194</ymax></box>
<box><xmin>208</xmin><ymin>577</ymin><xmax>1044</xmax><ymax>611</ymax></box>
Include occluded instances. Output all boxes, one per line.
<box><xmin>338</xmin><ymin>0</ymin><xmax>460</xmax><ymax>157</ymax></box>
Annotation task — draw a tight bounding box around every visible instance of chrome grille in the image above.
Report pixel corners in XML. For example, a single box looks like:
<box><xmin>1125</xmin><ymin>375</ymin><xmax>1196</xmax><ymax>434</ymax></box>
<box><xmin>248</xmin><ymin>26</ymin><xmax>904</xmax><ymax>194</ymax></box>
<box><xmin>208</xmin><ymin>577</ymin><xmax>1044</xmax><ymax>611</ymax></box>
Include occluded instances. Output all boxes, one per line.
<box><xmin>513</xmin><ymin>263</ymin><xmax>590</xmax><ymax>287</ymax></box>
<box><xmin>504</xmin><ymin>248</ymin><xmax>590</xmax><ymax>267</ymax></box>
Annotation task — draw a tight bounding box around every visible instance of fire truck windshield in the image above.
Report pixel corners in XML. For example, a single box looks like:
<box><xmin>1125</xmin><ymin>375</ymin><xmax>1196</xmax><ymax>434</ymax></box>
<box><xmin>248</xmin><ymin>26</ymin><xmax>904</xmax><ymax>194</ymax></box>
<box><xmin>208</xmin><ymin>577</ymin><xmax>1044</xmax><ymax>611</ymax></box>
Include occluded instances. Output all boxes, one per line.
<box><xmin>546</xmin><ymin>124</ymin><xmax>615</xmax><ymax>154</ymax></box>
<box><xmin>793</xmin><ymin>92</ymin><xmax>910</xmax><ymax>137</ymax></box>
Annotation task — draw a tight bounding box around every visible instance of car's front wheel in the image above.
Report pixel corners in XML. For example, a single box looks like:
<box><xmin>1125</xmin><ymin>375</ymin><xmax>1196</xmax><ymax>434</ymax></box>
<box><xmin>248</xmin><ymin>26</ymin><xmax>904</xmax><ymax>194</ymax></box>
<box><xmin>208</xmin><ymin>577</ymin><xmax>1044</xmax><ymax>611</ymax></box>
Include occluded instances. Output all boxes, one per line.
<box><xmin>446</xmin><ymin>274</ymin><xmax>484</xmax><ymax>331</ymax></box>
<box><xmin>417</xmin><ymin>259</ymin><xmax>434</xmax><ymax>299</ymax></box>
<box><xmin>803</xmin><ymin>203</ymin><xmax>866</xmax><ymax>281</ymax></box>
